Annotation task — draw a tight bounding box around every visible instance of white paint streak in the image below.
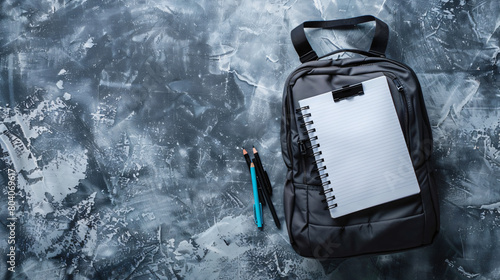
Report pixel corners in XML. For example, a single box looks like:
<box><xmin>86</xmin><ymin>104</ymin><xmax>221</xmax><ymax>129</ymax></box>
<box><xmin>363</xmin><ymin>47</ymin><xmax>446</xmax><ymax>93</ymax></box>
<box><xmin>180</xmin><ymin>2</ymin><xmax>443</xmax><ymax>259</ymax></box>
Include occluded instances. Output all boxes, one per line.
<box><xmin>479</xmin><ymin>201</ymin><xmax>500</xmax><ymax>211</ymax></box>
<box><xmin>56</xmin><ymin>80</ymin><xmax>64</xmax><ymax>89</ymax></box>
<box><xmin>83</xmin><ymin>37</ymin><xmax>95</xmax><ymax>49</ymax></box>
<box><xmin>313</xmin><ymin>0</ymin><xmax>324</xmax><ymax>19</ymax></box>
<box><xmin>0</xmin><ymin>100</ymin><xmax>88</xmax><ymax>216</ymax></box>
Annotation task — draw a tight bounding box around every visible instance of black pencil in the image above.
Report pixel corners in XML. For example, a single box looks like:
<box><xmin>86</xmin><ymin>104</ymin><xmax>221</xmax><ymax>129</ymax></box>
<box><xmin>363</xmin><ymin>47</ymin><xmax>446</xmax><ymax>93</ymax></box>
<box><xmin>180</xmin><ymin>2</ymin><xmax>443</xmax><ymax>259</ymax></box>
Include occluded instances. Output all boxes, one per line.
<box><xmin>258</xmin><ymin>176</ymin><xmax>281</xmax><ymax>229</ymax></box>
<box><xmin>263</xmin><ymin>170</ymin><xmax>272</xmax><ymax>196</ymax></box>
<box><xmin>252</xmin><ymin>147</ymin><xmax>273</xmax><ymax>196</ymax></box>
<box><xmin>243</xmin><ymin>148</ymin><xmax>252</xmax><ymax>169</ymax></box>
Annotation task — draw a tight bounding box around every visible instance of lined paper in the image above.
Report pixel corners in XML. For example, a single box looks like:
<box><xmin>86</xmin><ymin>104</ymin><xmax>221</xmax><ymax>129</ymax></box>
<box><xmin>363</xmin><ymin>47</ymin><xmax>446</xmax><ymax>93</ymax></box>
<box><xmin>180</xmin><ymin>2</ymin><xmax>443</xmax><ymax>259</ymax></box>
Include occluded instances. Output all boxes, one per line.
<box><xmin>298</xmin><ymin>76</ymin><xmax>420</xmax><ymax>218</ymax></box>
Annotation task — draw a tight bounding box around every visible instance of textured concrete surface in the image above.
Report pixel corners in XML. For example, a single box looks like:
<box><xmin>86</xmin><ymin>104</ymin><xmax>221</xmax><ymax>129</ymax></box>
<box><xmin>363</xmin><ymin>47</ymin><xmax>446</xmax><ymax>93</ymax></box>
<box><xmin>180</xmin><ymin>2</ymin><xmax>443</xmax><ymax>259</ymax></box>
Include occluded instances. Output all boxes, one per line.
<box><xmin>1</xmin><ymin>0</ymin><xmax>499</xmax><ymax>278</ymax></box>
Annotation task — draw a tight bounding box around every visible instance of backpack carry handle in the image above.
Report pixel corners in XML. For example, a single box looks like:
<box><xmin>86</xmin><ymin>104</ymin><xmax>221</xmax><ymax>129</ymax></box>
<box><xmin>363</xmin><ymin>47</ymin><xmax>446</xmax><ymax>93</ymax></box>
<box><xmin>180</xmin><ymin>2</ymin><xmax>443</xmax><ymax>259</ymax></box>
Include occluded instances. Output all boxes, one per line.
<box><xmin>291</xmin><ymin>15</ymin><xmax>389</xmax><ymax>63</ymax></box>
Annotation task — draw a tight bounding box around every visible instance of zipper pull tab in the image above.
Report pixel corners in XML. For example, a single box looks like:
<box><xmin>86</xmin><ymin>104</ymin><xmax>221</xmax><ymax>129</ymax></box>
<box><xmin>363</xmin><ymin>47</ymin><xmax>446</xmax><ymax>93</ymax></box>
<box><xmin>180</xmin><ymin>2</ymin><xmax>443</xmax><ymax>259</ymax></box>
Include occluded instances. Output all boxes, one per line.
<box><xmin>393</xmin><ymin>78</ymin><xmax>404</xmax><ymax>92</ymax></box>
<box><xmin>298</xmin><ymin>140</ymin><xmax>307</xmax><ymax>156</ymax></box>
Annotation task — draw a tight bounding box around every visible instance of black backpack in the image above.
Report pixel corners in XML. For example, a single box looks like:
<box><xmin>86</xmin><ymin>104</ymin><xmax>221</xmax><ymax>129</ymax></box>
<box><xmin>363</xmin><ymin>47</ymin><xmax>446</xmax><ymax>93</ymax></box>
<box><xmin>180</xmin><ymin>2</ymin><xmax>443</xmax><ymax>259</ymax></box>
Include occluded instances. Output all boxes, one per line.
<box><xmin>280</xmin><ymin>15</ymin><xmax>439</xmax><ymax>258</ymax></box>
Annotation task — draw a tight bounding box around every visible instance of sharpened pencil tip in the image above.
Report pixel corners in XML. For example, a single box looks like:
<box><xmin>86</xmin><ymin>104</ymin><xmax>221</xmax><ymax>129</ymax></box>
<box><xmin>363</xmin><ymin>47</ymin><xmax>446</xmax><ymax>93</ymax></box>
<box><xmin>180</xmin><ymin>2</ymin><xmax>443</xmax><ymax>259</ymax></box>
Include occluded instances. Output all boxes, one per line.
<box><xmin>250</xmin><ymin>162</ymin><xmax>255</xmax><ymax>168</ymax></box>
<box><xmin>242</xmin><ymin>148</ymin><xmax>248</xmax><ymax>155</ymax></box>
<box><xmin>253</xmin><ymin>147</ymin><xmax>258</xmax><ymax>154</ymax></box>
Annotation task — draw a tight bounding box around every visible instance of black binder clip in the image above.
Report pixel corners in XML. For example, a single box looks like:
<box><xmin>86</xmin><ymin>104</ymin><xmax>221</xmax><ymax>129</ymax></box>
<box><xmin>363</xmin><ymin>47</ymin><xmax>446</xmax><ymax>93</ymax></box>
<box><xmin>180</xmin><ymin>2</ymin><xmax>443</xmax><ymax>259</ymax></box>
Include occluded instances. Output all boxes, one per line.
<box><xmin>332</xmin><ymin>83</ymin><xmax>364</xmax><ymax>102</ymax></box>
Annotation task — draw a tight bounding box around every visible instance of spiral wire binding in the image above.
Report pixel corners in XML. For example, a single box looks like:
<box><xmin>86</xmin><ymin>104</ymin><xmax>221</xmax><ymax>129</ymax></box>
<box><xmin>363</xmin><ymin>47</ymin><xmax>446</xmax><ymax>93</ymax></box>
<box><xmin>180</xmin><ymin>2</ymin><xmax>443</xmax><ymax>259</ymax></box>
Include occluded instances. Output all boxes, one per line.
<box><xmin>301</xmin><ymin>120</ymin><xmax>314</xmax><ymax>127</ymax></box>
<box><xmin>298</xmin><ymin>106</ymin><xmax>337</xmax><ymax>210</ymax></box>
<box><xmin>297</xmin><ymin>113</ymin><xmax>311</xmax><ymax>120</ymax></box>
<box><xmin>296</xmin><ymin>105</ymin><xmax>310</xmax><ymax>113</ymax></box>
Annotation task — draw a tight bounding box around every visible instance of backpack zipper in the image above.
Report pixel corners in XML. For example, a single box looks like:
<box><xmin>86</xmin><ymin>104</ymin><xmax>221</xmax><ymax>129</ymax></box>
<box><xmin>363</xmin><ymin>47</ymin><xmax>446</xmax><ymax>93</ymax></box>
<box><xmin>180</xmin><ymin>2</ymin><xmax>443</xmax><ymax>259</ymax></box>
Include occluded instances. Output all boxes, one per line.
<box><xmin>298</xmin><ymin>139</ymin><xmax>307</xmax><ymax>156</ymax></box>
<box><xmin>394</xmin><ymin>77</ymin><xmax>411</xmax><ymax>148</ymax></box>
<box><xmin>283</xmin><ymin>67</ymin><xmax>312</xmax><ymax>245</ymax></box>
<box><xmin>284</xmin><ymin>67</ymin><xmax>314</xmax><ymax>171</ymax></box>
<box><xmin>384</xmin><ymin>72</ymin><xmax>411</xmax><ymax>149</ymax></box>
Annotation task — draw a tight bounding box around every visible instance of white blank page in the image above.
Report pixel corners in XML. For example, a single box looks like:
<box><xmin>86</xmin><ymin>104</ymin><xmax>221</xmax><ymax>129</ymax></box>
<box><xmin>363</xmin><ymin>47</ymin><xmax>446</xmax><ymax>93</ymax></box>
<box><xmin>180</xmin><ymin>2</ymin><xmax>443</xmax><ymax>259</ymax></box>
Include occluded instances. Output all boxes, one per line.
<box><xmin>298</xmin><ymin>76</ymin><xmax>420</xmax><ymax>218</ymax></box>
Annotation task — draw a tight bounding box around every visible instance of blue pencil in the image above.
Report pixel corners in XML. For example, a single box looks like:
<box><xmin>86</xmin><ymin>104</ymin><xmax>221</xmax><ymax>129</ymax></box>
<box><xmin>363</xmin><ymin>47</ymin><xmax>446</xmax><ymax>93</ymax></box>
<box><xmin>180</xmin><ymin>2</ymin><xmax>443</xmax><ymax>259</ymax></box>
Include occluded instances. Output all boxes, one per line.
<box><xmin>250</xmin><ymin>162</ymin><xmax>263</xmax><ymax>228</ymax></box>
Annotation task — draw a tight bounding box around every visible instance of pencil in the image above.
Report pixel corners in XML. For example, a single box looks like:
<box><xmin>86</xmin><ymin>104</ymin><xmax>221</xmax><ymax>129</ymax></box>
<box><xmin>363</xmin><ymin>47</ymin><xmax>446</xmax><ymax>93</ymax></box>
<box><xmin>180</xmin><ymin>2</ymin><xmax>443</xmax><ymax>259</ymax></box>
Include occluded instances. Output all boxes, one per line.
<box><xmin>252</xmin><ymin>147</ymin><xmax>273</xmax><ymax>196</ymax></box>
<box><xmin>250</xmin><ymin>162</ymin><xmax>263</xmax><ymax>228</ymax></box>
<box><xmin>251</xmin><ymin>147</ymin><xmax>280</xmax><ymax>229</ymax></box>
<box><xmin>243</xmin><ymin>148</ymin><xmax>266</xmax><ymax>206</ymax></box>
<box><xmin>258</xmin><ymin>172</ymin><xmax>281</xmax><ymax>229</ymax></box>
<box><xmin>243</xmin><ymin>148</ymin><xmax>252</xmax><ymax>170</ymax></box>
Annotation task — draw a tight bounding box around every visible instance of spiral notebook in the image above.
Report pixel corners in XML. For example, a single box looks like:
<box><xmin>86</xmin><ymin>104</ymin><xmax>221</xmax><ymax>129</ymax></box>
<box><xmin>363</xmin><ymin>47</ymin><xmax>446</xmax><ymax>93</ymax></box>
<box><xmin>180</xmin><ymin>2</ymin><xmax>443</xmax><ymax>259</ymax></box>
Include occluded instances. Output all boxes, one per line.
<box><xmin>298</xmin><ymin>76</ymin><xmax>420</xmax><ymax>218</ymax></box>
